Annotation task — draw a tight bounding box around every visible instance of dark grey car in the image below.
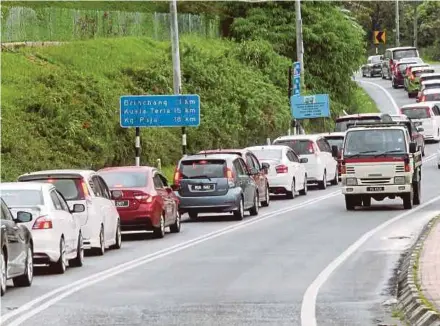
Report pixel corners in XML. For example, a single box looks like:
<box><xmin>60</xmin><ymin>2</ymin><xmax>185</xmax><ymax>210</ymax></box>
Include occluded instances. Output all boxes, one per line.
<box><xmin>173</xmin><ymin>154</ymin><xmax>259</xmax><ymax>220</ymax></box>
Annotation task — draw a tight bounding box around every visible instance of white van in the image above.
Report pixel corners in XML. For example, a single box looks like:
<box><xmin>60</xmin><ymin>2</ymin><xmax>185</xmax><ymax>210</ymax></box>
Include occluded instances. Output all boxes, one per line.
<box><xmin>400</xmin><ymin>102</ymin><xmax>440</xmax><ymax>142</ymax></box>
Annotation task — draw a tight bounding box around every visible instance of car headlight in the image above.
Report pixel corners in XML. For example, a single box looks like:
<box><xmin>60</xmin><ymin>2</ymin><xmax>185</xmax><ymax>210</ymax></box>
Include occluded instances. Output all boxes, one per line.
<box><xmin>394</xmin><ymin>176</ymin><xmax>406</xmax><ymax>185</ymax></box>
<box><xmin>346</xmin><ymin>178</ymin><xmax>357</xmax><ymax>186</ymax></box>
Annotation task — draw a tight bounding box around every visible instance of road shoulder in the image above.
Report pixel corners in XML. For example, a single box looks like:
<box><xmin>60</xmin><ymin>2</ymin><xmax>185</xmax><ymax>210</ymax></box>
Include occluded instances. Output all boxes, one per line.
<box><xmin>396</xmin><ymin>215</ymin><xmax>440</xmax><ymax>326</ymax></box>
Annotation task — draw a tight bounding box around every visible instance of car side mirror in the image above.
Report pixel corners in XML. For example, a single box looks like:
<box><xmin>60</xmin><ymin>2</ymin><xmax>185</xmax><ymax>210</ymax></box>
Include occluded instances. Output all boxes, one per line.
<box><xmin>71</xmin><ymin>204</ymin><xmax>85</xmax><ymax>213</ymax></box>
<box><xmin>15</xmin><ymin>211</ymin><xmax>32</xmax><ymax>223</ymax></box>
<box><xmin>299</xmin><ymin>157</ymin><xmax>308</xmax><ymax>164</ymax></box>
<box><xmin>261</xmin><ymin>162</ymin><xmax>270</xmax><ymax>170</ymax></box>
<box><xmin>416</xmin><ymin>126</ymin><xmax>424</xmax><ymax>132</ymax></box>
<box><xmin>409</xmin><ymin>142</ymin><xmax>417</xmax><ymax>153</ymax></box>
<box><xmin>170</xmin><ymin>184</ymin><xmax>179</xmax><ymax>191</ymax></box>
<box><xmin>331</xmin><ymin>145</ymin><xmax>339</xmax><ymax>158</ymax></box>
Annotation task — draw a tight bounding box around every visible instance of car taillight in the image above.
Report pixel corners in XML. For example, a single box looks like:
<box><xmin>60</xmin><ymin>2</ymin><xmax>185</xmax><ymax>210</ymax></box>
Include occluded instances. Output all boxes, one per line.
<box><xmin>173</xmin><ymin>168</ymin><xmax>182</xmax><ymax>186</ymax></box>
<box><xmin>134</xmin><ymin>194</ymin><xmax>153</xmax><ymax>203</ymax></box>
<box><xmin>225</xmin><ymin>167</ymin><xmax>235</xmax><ymax>187</ymax></box>
<box><xmin>32</xmin><ymin>216</ymin><xmax>52</xmax><ymax>229</ymax></box>
<box><xmin>275</xmin><ymin>165</ymin><xmax>288</xmax><ymax>174</ymax></box>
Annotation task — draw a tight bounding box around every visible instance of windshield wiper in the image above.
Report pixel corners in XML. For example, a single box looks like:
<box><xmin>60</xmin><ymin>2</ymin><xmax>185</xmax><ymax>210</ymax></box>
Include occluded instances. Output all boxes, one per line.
<box><xmin>374</xmin><ymin>150</ymin><xmax>404</xmax><ymax>157</ymax></box>
<box><xmin>188</xmin><ymin>175</ymin><xmax>212</xmax><ymax>181</ymax></box>
<box><xmin>345</xmin><ymin>150</ymin><xmax>378</xmax><ymax>158</ymax></box>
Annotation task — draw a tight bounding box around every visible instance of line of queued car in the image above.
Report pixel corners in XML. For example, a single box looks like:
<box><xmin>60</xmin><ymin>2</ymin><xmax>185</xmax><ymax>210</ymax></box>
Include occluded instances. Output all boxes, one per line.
<box><xmin>1</xmin><ymin>133</ymin><xmax>343</xmax><ymax>296</ymax></box>
<box><xmin>360</xmin><ymin>45</ymin><xmax>440</xmax><ymax>168</ymax></box>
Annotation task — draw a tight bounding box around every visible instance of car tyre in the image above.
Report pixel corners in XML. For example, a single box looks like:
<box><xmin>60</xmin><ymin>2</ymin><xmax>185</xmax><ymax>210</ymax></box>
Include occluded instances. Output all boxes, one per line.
<box><xmin>153</xmin><ymin>214</ymin><xmax>166</xmax><ymax>238</ymax></box>
<box><xmin>345</xmin><ymin>195</ymin><xmax>355</xmax><ymax>211</ymax></box>
<box><xmin>318</xmin><ymin>171</ymin><xmax>327</xmax><ymax>190</ymax></box>
<box><xmin>92</xmin><ymin>226</ymin><xmax>105</xmax><ymax>256</ymax></box>
<box><xmin>261</xmin><ymin>184</ymin><xmax>270</xmax><ymax>207</ymax></box>
<box><xmin>330</xmin><ymin>169</ymin><xmax>338</xmax><ymax>186</ymax></box>
<box><xmin>110</xmin><ymin>220</ymin><xmax>122</xmax><ymax>249</ymax></box>
<box><xmin>286</xmin><ymin>179</ymin><xmax>295</xmax><ymax>199</ymax></box>
<box><xmin>392</xmin><ymin>78</ymin><xmax>398</xmax><ymax>89</ymax></box>
<box><xmin>438</xmin><ymin>164</ymin><xmax>440</xmax><ymax>170</ymax></box>
<box><xmin>188</xmin><ymin>212</ymin><xmax>198</xmax><ymax>220</ymax></box>
<box><xmin>413</xmin><ymin>181</ymin><xmax>421</xmax><ymax>205</ymax></box>
<box><xmin>50</xmin><ymin>237</ymin><xmax>67</xmax><ymax>274</ymax></box>
<box><xmin>249</xmin><ymin>192</ymin><xmax>259</xmax><ymax>216</ymax></box>
<box><xmin>403</xmin><ymin>189</ymin><xmax>413</xmax><ymax>210</ymax></box>
<box><xmin>169</xmin><ymin>212</ymin><xmax>181</xmax><ymax>233</ymax></box>
<box><xmin>13</xmin><ymin>246</ymin><xmax>33</xmax><ymax>287</ymax></box>
<box><xmin>69</xmin><ymin>233</ymin><xmax>84</xmax><ymax>267</ymax></box>
<box><xmin>362</xmin><ymin>196</ymin><xmax>371</xmax><ymax>207</ymax></box>
<box><xmin>299</xmin><ymin>175</ymin><xmax>308</xmax><ymax>195</ymax></box>
<box><xmin>233</xmin><ymin>197</ymin><xmax>244</xmax><ymax>221</ymax></box>
<box><xmin>1</xmin><ymin>249</ymin><xmax>6</xmax><ymax>296</ymax></box>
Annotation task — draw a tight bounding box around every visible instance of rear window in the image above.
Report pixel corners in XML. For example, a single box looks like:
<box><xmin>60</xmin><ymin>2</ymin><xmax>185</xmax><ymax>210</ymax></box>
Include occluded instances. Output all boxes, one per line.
<box><xmin>1</xmin><ymin>190</ymin><xmax>43</xmax><ymax>206</ymax></box>
<box><xmin>425</xmin><ymin>94</ymin><xmax>440</xmax><ymax>102</ymax></box>
<box><xmin>180</xmin><ymin>160</ymin><xmax>226</xmax><ymax>179</ymax></box>
<box><xmin>421</xmin><ymin>76</ymin><xmax>440</xmax><ymax>82</ymax></box>
<box><xmin>324</xmin><ymin>137</ymin><xmax>344</xmax><ymax>149</ymax></box>
<box><xmin>100</xmin><ymin>171</ymin><xmax>148</xmax><ymax>188</ymax></box>
<box><xmin>401</xmin><ymin>107</ymin><xmax>431</xmax><ymax>119</ymax></box>
<box><xmin>414</xmin><ymin>70</ymin><xmax>435</xmax><ymax>77</ymax></box>
<box><xmin>335</xmin><ymin>117</ymin><xmax>381</xmax><ymax>132</ymax></box>
<box><xmin>249</xmin><ymin>149</ymin><xmax>283</xmax><ymax>161</ymax></box>
<box><xmin>394</xmin><ymin>49</ymin><xmax>418</xmax><ymax>60</ymax></box>
<box><xmin>273</xmin><ymin>140</ymin><xmax>314</xmax><ymax>155</ymax></box>
<box><xmin>425</xmin><ymin>84</ymin><xmax>440</xmax><ymax>89</ymax></box>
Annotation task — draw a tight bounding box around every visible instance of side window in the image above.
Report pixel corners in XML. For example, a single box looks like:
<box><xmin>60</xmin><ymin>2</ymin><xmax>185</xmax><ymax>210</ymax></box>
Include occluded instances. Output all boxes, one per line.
<box><xmin>238</xmin><ymin>159</ymin><xmax>250</xmax><ymax>175</ymax></box>
<box><xmin>55</xmin><ymin>191</ymin><xmax>70</xmax><ymax>212</ymax></box>
<box><xmin>245</xmin><ymin>154</ymin><xmax>256</xmax><ymax>171</ymax></box>
<box><xmin>322</xmin><ymin>139</ymin><xmax>332</xmax><ymax>153</ymax></box>
<box><xmin>50</xmin><ymin>191</ymin><xmax>63</xmax><ymax>210</ymax></box>
<box><xmin>97</xmin><ymin>177</ymin><xmax>111</xmax><ymax>199</ymax></box>
<box><xmin>289</xmin><ymin>150</ymin><xmax>300</xmax><ymax>162</ymax></box>
<box><xmin>158</xmin><ymin>174</ymin><xmax>168</xmax><ymax>187</ymax></box>
<box><xmin>1</xmin><ymin>202</ymin><xmax>12</xmax><ymax>221</ymax></box>
<box><xmin>433</xmin><ymin>106</ymin><xmax>440</xmax><ymax>116</ymax></box>
<box><xmin>286</xmin><ymin>151</ymin><xmax>294</xmax><ymax>162</ymax></box>
<box><xmin>91</xmin><ymin>176</ymin><xmax>104</xmax><ymax>197</ymax></box>
<box><xmin>316</xmin><ymin>139</ymin><xmax>325</xmax><ymax>152</ymax></box>
<box><xmin>250</xmin><ymin>154</ymin><xmax>261</xmax><ymax>170</ymax></box>
<box><xmin>153</xmin><ymin>174</ymin><xmax>164</xmax><ymax>189</ymax></box>
<box><xmin>233</xmin><ymin>159</ymin><xmax>246</xmax><ymax>176</ymax></box>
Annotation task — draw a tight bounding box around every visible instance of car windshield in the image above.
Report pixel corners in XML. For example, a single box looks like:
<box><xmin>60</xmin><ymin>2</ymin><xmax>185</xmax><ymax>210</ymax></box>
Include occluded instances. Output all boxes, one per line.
<box><xmin>249</xmin><ymin>149</ymin><xmax>283</xmax><ymax>161</ymax></box>
<box><xmin>272</xmin><ymin>140</ymin><xmax>313</xmax><ymax>155</ymax></box>
<box><xmin>324</xmin><ymin>137</ymin><xmax>344</xmax><ymax>149</ymax></box>
<box><xmin>394</xmin><ymin>49</ymin><xmax>418</xmax><ymax>60</ymax></box>
<box><xmin>100</xmin><ymin>171</ymin><xmax>147</xmax><ymax>188</ymax></box>
<box><xmin>401</xmin><ymin>107</ymin><xmax>430</xmax><ymax>119</ymax></box>
<box><xmin>344</xmin><ymin>129</ymin><xmax>406</xmax><ymax>156</ymax></box>
<box><xmin>0</xmin><ymin>189</ymin><xmax>43</xmax><ymax>206</ymax></box>
<box><xmin>425</xmin><ymin>94</ymin><xmax>440</xmax><ymax>101</ymax></box>
<box><xmin>370</xmin><ymin>56</ymin><xmax>381</xmax><ymax>63</ymax></box>
<box><xmin>335</xmin><ymin>118</ymin><xmax>380</xmax><ymax>132</ymax></box>
<box><xmin>399</xmin><ymin>63</ymin><xmax>416</xmax><ymax>73</ymax></box>
<box><xmin>180</xmin><ymin>159</ymin><xmax>226</xmax><ymax>179</ymax></box>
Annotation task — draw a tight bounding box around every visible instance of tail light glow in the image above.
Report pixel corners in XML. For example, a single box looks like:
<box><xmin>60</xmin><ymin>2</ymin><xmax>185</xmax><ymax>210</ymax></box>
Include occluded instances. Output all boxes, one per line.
<box><xmin>173</xmin><ymin>168</ymin><xmax>182</xmax><ymax>186</ymax></box>
<box><xmin>32</xmin><ymin>216</ymin><xmax>52</xmax><ymax>229</ymax></box>
<box><xmin>275</xmin><ymin>165</ymin><xmax>288</xmax><ymax>174</ymax></box>
<box><xmin>134</xmin><ymin>194</ymin><xmax>153</xmax><ymax>203</ymax></box>
<box><xmin>225</xmin><ymin>167</ymin><xmax>235</xmax><ymax>187</ymax></box>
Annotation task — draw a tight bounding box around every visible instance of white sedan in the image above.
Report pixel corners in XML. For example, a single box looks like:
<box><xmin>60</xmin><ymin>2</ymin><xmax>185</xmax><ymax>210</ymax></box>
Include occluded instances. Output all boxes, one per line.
<box><xmin>0</xmin><ymin>182</ymin><xmax>84</xmax><ymax>274</ymax></box>
<box><xmin>246</xmin><ymin>145</ymin><xmax>308</xmax><ymax>199</ymax></box>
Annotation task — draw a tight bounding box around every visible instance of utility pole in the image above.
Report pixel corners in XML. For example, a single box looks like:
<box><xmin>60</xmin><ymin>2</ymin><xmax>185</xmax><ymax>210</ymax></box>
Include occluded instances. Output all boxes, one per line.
<box><xmin>170</xmin><ymin>0</ymin><xmax>186</xmax><ymax>155</ymax></box>
<box><xmin>295</xmin><ymin>0</ymin><xmax>304</xmax><ymax>134</ymax></box>
<box><xmin>395</xmin><ymin>0</ymin><xmax>400</xmax><ymax>47</ymax></box>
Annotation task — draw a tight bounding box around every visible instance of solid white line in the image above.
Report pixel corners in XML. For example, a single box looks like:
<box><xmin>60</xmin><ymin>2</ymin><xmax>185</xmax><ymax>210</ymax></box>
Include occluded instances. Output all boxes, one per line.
<box><xmin>300</xmin><ymin>194</ymin><xmax>440</xmax><ymax>326</ymax></box>
<box><xmin>356</xmin><ymin>79</ymin><xmax>400</xmax><ymax>114</ymax></box>
<box><xmin>2</xmin><ymin>190</ymin><xmax>341</xmax><ymax>326</ymax></box>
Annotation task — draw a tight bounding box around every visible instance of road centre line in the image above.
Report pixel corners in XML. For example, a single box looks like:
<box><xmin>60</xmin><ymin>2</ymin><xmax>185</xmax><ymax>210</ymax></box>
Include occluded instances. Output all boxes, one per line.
<box><xmin>356</xmin><ymin>79</ymin><xmax>400</xmax><ymax>114</ymax></box>
<box><xmin>300</xmin><ymin>193</ymin><xmax>440</xmax><ymax>326</ymax></box>
<box><xmin>1</xmin><ymin>190</ymin><xmax>341</xmax><ymax>325</ymax></box>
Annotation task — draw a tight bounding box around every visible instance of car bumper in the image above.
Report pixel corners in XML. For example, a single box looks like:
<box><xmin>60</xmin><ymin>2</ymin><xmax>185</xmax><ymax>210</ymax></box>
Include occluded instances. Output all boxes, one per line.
<box><xmin>342</xmin><ymin>184</ymin><xmax>412</xmax><ymax>195</ymax></box>
<box><xmin>177</xmin><ymin>189</ymin><xmax>241</xmax><ymax>214</ymax></box>
<box><xmin>31</xmin><ymin>230</ymin><xmax>62</xmax><ymax>264</ymax></box>
<box><xmin>370</xmin><ymin>68</ymin><xmax>382</xmax><ymax>75</ymax></box>
<box><xmin>267</xmin><ymin>175</ymin><xmax>291</xmax><ymax>192</ymax></box>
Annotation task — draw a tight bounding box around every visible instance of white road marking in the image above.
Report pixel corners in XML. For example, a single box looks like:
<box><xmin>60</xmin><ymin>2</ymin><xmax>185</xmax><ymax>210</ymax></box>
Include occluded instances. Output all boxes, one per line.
<box><xmin>356</xmin><ymin>79</ymin><xmax>400</xmax><ymax>114</ymax></box>
<box><xmin>300</xmin><ymin>194</ymin><xmax>440</xmax><ymax>326</ymax></box>
<box><xmin>2</xmin><ymin>190</ymin><xmax>341</xmax><ymax>325</ymax></box>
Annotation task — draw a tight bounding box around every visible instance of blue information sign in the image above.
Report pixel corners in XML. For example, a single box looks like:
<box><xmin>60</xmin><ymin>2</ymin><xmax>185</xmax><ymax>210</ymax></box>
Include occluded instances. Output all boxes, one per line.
<box><xmin>290</xmin><ymin>94</ymin><xmax>330</xmax><ymax>119</ymax></box>
<box><xmin>120</xmin><ymin>94</ymin><xmax>200</xmax><ymax>128</ymax></box>
<box><xmin>293</xmin><ymin>61</ymin><xmax>301</xmax><ymax>76</ymax></box>
<box><xmin>293</xmin><ymin>75</ymin><xmax>301</xmax><ymax>96</ymax></box>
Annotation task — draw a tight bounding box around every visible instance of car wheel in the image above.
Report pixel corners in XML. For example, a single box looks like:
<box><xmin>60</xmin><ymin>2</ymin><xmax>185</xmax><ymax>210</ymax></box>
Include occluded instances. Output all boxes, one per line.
<box><xmin>92</xmin><ymin>226</ymin><xmax>105</xmax><ymax>256</ymax></box>
<box><xmin>299</xmin><ymin>175</ymin><xmax>308</xmax><ymax>195</ymax></box>
<box><xmin>233</xmin><ymin>197</ymin><xmax>244</xmax><ymax>221</ymax></box>
<box><xmin>261</xmin><ymin>184</ymin><xmax>270</xmax><ymax>207</ymax></box>
<box><xmin>330</xmin><ymin>168</ymin><xmax>338</xmax><ymax>186</ymax></box>
<box><xmin>169</xmin><ymin>211</ymin><xmax>181</xmax><ymax>233</ymax></box>
<box><xmin>188</xmin><ymin>211</ymin><xmax>198</xmax><ymax>220</ymax></box>
<box><xmin>1</xmin><ymin>249</ymin><xmax>6</xmax><ymax>296</ymax></box>
<box><xmin>69</xmin><ymin>233</ymin><xmax>84</xmax><ymax>267</ymax></box>
<box><xmin>370</xmin><ymin>71</ymin><xmax>373</xmax><ymax>78</ymax></box>
<box><xmin>413</xmin><ymin>181</ymin><xmax>421</xmax><ymax>206</ymax></box>
<box><xmin>403</xmin><ymin>188</ymin><xmax>413</xmax><ymax>210</ymax></box>
<box><xmin>345</xmin><ymin>195</ymin><xmax>356</xmax><ymax>211</ymax></box>
<box><xmin>50</xmin><ymin>237</ymin><xmax>67</xmax><ymax>274</ymax></box>
<box><xmin>110</xmin><ymin>220</ymin><xmax>122</xmax><ymax>249</ymax></box>
<box><xmin>286</xmin><ymin>179</ymin><xmax>295</xmax><ymax>199</ymax></box>
<box><xmin>153</xmin><ymin>214</ymin><xmax>166</xmax><ymax>238</ymax></box>
<box><xmin>318</xmin><ymin>170</ymin><xmax>327</xmax><ymax>190</ymax></box>
<box><xmin>362</xmin><ymin>196</ymin><xmax>371</xmax><ymax>207</ymax></box>
<box><xmin>249</xmin><ymin>191</ymin><xmax>259</xmax><ymax>216</ymax></box>
<box><xmin>392</xmin><ymin>78</ymin><xmax>398</xmax><ymax>89</ymax></box>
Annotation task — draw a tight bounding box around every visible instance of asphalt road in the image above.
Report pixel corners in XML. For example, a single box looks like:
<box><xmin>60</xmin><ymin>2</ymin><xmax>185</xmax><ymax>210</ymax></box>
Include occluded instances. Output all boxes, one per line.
<box><xmin>1</xmin><ymin>73</ymin><xmax>440</xmax><ymax>326</ymax></box>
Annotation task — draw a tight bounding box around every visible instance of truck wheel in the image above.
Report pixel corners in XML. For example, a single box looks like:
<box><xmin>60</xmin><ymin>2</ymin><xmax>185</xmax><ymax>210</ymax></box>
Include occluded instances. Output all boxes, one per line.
<box><xmin>403</xmin><ymin>191</ymin><xmax>413</xmax><ymax>210</ymax></box>
<box><xmin>413</xmin><ymin>181</ymin><xmax>421</xmax><ymax>205</ymax></box>
<box><xmin>362</xmin><ymin>196</ymin><xmax>371</xmax><ymax>207</ymax></box>
<box><xmin>345</xmin><ymin>195</ymin><xmax>355</xmax><ymax>211</ymax></box>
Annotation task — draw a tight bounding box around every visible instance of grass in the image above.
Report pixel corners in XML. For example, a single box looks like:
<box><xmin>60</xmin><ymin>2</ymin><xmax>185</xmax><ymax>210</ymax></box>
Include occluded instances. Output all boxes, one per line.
<box><xmin>350</xmin><ymin>86</ymin><xmax>379</xmax><ymax>114</ymax></box>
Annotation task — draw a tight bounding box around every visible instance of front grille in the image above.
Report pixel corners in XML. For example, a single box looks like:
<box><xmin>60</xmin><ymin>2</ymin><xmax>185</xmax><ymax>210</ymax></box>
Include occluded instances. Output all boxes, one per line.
<box><xmin>360</xmin><ymin>178</ymin><xmax>392</xmax><ymax>185</ymax></box>
<box><xmin>346</xmin><ymin>166</ymin><xmax>355</xmax><ymax>174</ymax></box>
<box><xmin>395</xmin><ymin>165</ymin><xmax>405</xmax><ymax>173</ymax></box>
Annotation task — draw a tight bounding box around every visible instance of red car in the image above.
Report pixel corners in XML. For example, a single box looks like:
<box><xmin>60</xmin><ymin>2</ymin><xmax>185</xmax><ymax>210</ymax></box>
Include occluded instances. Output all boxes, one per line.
<box><xmin>98</xmin><ymin>166</ymin><xmax>180</xmax><ymax>238</ymax></box>
<box><xmin>391</xmin><ymin>59</ymin><xmax>422</xmax><ymax>88</ymax></box>
<box><xmin>198</xmin><ymin>149</ymin><xmax>271</xmax><ymax>207</ymax></box>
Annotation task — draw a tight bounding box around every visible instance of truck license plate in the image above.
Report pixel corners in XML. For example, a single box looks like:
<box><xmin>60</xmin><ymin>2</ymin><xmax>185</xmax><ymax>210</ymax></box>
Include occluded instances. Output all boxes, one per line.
<box><xmin>367</xmin><ymin>187</ymin><xmax>384</xmax><ymax>192</ymax></box>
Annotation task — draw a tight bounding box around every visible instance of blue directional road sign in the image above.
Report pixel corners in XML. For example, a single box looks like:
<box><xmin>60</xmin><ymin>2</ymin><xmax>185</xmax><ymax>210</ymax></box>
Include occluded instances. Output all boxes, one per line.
<box><xmin>290</xmin><ymin>94</ymin><xmax>330</xmax><ymax>119</ymax></box>
<box><xmin>120</xmin><ymin>94</ymin><xmax>200</xmax><ymax>128</ymax></box>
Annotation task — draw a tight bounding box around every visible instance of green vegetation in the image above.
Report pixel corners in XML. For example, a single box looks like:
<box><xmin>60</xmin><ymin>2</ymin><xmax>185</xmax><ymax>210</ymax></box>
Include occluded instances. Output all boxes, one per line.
<box><xmin>1</xmin><ymin>36</ymin><xmax>291</xmax><ymax>181</ymax></box>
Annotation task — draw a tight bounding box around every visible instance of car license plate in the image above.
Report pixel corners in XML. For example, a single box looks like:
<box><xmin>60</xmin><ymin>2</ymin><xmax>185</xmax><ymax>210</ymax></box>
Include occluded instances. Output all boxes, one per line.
<box><xmin>115</xmin><ymin>200</ymin><xmax>129</xmax><ymax>207</ymax></box>
<box><xmin>193</xmin><ymin>184</ymin><xmax>215</xmax><ymax>191</ymax></box>
<box><xmin>367</xmin><ymin>187</ymin><xmax>384</xmax><ymax>192</ymax></box>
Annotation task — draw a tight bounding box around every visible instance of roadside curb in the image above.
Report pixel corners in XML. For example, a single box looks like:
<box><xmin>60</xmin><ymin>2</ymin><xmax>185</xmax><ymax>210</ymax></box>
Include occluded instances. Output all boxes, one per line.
<box><xmin>396</xmin><ymin>216</ymin><xmax>440</xmax><ymax>326</ymax></box>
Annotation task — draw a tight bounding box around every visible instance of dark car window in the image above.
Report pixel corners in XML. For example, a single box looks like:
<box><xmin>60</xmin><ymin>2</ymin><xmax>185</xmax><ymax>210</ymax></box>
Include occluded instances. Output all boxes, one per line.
<box><xmin>153</xmin><ymin>174</ymin><xmax>164</xmax><ymax>189</ymax></box>
<box><xmin>55</xmin><ymin>191</ymin><xmax>70</xmax><ymax>212</ymax></box>
<box><xmin>273</xmin><ymin>140</ymin><xmax>315</xmax><ymax>155</ymax></box>
<box><xmin>100</xmin><ymin>171</ymin><xmax>148</xmax><ymax>188</ymax></box>
<box><xmin>250</xmin><ymin>154</ymin><xmax>261</xmax><ymax>170</ymax></box>
<box><xmin>245</xmin><ymin>154</ymin><xmax>257</xmax><ymax>171</ymax></box>
<box><xmin>287</xmin><ymin>150</ymin><xmax>299</xmax><ymax>162</ymax></box>
<box><xmin>158</xmin><ymin>174</ymin><xmax>169</xmax><ymax>187</ymax></box>
<box><xmin>27</xmin><ymin>178</ymin><xmax>83</xmax><ymax>201</ymax></box>
<box><xmin>50</xmin><ymin>191</ymin><xmax>63</xmax><ymax>210</ymax></box>
<box><xmin>91</xmin><ymin>176</ymin><xmax>104</xmax><ymax>197</ymax></box>
<box><xmin>425</xmin><ymin>94</ymin><xmax>440</xmax><ymax>102</ymax></box>
<box><xmin>180</xmin><ymin>159</ymin><xmax>226</xmax><ymax>179</ymax></box>
<box><xmin>96</xmin><ymin>176</ymin><xmax>111</xmax><ymax>199</ymax></box>
<box><xmin>1</xmin><ymin>190</ymin><xmax>44</xmax><ymax>206</ymax></box>
<box><xmin>233</xmin><ymin>159</ymin><xmax>247</xmax><ymax>177</ymax></box>
<box><xmin>324</xmin><ymin>137</ymin><xmax>344</xmax><ymax>149</ymax></box>
<box><xmin>401</xmin><ymin>107</ymin><xmax>431</xmax><ymax>119</ymax></box>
